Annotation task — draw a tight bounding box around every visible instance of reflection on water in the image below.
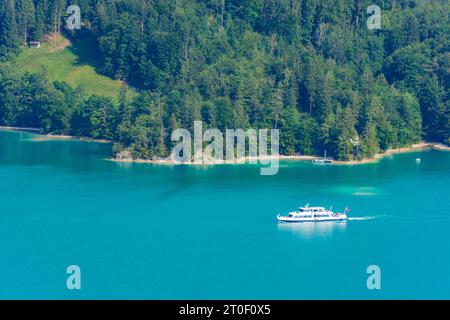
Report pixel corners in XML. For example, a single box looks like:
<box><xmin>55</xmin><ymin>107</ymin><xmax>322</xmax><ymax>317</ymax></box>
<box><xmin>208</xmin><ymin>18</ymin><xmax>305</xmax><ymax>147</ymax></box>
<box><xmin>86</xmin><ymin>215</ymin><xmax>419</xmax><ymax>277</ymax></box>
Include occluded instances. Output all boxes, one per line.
<box><xmin>277</xmin><ymin>221</ymin><xmax>347</xmax><ymax>239</ymax></box>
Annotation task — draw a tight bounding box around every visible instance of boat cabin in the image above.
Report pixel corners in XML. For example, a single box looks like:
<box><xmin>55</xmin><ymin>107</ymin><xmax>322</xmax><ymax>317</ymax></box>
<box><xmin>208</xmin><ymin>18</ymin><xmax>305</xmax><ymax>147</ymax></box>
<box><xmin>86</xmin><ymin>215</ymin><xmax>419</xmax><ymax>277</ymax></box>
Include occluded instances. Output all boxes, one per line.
<box><xmin>289</xmin><ymin>206</ymin><xmax>334</xmax><ymax>218</ymax></box>
<box><xmin>298</xmin><ymin>206</ymin><xmax>326</xmax><ymax>213</ymax></box>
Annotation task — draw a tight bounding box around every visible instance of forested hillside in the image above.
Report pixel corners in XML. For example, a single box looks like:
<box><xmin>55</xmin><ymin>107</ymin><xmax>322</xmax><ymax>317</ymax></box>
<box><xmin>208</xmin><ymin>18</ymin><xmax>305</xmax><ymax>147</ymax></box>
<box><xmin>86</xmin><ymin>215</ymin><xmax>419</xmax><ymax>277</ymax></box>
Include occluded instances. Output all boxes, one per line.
<box><xmin>0</xmin><ymin>0</ymin><xmax>449</xmax><ymax>161</ymax></box>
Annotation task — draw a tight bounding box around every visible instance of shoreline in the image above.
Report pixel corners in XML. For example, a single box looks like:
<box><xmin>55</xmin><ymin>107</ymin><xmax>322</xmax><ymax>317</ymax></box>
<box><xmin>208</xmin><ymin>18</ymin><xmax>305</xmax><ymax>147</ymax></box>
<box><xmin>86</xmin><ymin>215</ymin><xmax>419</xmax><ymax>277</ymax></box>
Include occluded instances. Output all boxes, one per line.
<box><xmin>333</xmin><ymin>142</ymin><xmax>450</xmax><ymax>165</ymax></box>
<box><xmin>0</xmin><ymin>126</ymin><xmax>112</xmax><ymax>143</ymax></box>
<box><xmin>110</xmin><ymin>154</ymin><xmax>316</xmax><ymax>165</ymax></box>
<box><xmin>1</xmin><ymin>126</ymin><xmax>448</xmax><ymax>165</ymax></box>
<box><xmin>112</xmin><ymin>142</ymin><xmax>450</xmax><ymax>166</ymax></box>
<box><xmin>0</xmin><ymin>126</ymin><xmax>42</xmax><ymax>133</ymax></box>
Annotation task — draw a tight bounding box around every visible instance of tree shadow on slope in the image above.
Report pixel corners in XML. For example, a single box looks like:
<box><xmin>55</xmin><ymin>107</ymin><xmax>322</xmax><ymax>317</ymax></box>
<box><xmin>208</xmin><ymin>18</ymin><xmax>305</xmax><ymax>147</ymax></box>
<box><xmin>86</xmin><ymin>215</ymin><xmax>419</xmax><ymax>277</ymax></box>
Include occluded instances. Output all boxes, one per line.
<box><xmin>66</xmin><ymin>30</ymin><xmax>104</xmax><ymax>71</ymax></box>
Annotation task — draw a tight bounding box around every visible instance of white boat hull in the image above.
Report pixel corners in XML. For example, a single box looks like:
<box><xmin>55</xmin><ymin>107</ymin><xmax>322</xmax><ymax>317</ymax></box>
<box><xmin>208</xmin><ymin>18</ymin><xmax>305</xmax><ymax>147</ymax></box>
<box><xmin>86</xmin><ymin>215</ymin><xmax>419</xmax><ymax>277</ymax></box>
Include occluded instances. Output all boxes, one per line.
<box><xmin>277</xmin><ymin>214</ymin><xmax>347</xmax><ymax>223</ymax></box>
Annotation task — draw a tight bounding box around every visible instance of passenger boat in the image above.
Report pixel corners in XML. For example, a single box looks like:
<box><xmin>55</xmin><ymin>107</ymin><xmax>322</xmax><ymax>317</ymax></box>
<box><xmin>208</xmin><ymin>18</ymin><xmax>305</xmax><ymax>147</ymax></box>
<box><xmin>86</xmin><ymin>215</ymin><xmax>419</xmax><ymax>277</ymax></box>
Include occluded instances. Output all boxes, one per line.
<box><xmin>277</xmin><ymin>204</ymin><xmax>348</xmax><ymax>222</ymax></box>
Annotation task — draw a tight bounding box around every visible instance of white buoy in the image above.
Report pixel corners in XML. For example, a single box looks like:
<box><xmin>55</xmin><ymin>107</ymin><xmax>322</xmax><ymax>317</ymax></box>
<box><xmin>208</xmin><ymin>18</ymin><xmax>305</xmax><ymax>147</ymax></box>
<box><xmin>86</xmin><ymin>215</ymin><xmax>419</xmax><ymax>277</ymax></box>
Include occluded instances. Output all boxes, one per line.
<box><xmin>416</xmin><ymin>158</ymin><xmax>421</xmax><ymax>164</ymax></box>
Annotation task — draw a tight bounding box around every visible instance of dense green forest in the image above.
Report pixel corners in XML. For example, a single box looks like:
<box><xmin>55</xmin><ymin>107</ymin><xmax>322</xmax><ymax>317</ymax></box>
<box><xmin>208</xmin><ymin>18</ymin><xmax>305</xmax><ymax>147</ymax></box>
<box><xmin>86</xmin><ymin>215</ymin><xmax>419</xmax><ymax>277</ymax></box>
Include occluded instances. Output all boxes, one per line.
<box><xmin>0</xmin><ymin>0</ymin><xmax>448</xmax><ymax>161</ymax></box>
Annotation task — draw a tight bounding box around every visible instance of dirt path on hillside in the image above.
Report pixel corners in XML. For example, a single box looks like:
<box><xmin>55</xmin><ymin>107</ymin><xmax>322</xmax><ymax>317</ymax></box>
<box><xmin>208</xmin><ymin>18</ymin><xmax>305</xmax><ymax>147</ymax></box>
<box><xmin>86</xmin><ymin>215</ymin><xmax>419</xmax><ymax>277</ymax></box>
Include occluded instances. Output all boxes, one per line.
<box><xmin>43</xmin><ymin>33</ymin><xmax>71</xmax><ymax>52</ymax></box>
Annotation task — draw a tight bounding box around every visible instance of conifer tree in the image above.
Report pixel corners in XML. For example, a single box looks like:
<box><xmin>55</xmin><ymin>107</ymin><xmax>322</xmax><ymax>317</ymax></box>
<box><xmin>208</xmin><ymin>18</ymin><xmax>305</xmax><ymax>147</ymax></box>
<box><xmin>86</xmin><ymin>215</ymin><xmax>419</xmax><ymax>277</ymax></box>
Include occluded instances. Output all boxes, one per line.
<box><xmin>0</xmin><ymin>0</ymin><xmax>19</xmax><ymax>55</ymax></box>
<box><xmin>15</xmin><ymin>0</ymin><xmax>35</xmax><ymax>44</ymax></box>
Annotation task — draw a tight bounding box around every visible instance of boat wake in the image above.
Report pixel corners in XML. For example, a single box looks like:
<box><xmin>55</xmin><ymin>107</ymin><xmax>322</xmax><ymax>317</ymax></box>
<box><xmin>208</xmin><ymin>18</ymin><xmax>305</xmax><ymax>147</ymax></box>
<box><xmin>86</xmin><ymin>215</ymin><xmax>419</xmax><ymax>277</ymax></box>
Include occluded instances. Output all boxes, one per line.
<box><xmin>348</xmin><ymin>215</ymin><xmax>384</xmax><ymax>221</ymax></box>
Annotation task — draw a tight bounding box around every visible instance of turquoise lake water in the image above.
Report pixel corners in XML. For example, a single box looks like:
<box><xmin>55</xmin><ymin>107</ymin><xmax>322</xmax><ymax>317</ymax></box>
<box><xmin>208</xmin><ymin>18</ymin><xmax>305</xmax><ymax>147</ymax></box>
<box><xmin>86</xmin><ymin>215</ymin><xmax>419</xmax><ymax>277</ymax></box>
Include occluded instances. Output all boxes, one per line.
<box><xmin>0</xmin><ymin>130</ymin><xmax>449</xmax><ymax>299</ymax></box>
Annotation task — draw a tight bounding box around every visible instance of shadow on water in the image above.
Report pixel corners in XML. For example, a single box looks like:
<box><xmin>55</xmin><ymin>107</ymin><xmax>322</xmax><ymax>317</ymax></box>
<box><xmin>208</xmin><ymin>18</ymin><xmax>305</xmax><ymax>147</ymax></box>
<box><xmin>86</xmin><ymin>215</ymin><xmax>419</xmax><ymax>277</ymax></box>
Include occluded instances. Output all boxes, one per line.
<box><xmin>155</xmin><ymin>185</ymin><xmax>190</xmax><ymax>202</ymax></box>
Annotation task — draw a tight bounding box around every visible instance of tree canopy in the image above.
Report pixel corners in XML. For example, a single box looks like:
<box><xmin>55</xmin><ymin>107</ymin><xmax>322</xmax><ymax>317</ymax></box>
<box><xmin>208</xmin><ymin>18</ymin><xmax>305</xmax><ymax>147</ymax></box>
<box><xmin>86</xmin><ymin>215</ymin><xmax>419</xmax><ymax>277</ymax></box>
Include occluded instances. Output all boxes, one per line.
<box><xmin>0</xmin><ymin>0</ymin><xmax>449</xmax><ymax>160</ymax></box>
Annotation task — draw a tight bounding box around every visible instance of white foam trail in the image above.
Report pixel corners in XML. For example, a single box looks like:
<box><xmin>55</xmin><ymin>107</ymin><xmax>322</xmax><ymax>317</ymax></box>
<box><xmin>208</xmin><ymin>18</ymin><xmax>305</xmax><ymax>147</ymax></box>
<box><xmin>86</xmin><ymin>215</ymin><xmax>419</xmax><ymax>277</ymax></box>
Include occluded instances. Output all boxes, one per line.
<box><xmin>352</xmin><ymin>192</ymin><xmax>376</xmax><ymax>196</ymax></box>
<box><xmin>348</xmin><ymin>216</ymin><xmax>378</xmax><ymax>221</ymax></box>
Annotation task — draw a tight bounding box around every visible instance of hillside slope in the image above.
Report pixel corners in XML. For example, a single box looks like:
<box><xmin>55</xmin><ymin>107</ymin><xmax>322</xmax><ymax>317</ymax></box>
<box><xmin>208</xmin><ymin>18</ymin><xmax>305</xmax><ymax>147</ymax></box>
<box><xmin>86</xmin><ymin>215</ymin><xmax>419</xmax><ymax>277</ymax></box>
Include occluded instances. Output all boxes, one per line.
<box><xmin>0</xmin><ymin>1</ymin><xmax>448</xmax><ymax>160</ymax></box>
<box><xmin>13</xmin><ymin>34</ymin><xmax>131</xmax><ymax>99</ymax></box>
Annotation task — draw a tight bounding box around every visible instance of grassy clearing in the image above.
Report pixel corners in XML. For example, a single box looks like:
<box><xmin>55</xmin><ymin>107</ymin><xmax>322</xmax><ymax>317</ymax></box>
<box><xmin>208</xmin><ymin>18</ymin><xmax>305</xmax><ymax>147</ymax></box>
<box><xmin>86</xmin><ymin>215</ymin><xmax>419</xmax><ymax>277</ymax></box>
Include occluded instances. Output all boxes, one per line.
<box><xmin>13</xmin><ymin>34</ymin><xmax>135</xmax><ymax>100</ymax></box>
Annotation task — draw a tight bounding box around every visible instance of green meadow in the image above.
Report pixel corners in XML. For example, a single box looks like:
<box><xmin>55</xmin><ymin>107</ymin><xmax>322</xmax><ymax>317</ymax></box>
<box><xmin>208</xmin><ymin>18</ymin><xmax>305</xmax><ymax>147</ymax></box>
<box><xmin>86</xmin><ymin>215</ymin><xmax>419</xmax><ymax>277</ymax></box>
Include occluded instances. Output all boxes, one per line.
<box><xmin>13</xmin><ymin>35</ymin><xmax>133</xmax><ymax>100</ymax></box>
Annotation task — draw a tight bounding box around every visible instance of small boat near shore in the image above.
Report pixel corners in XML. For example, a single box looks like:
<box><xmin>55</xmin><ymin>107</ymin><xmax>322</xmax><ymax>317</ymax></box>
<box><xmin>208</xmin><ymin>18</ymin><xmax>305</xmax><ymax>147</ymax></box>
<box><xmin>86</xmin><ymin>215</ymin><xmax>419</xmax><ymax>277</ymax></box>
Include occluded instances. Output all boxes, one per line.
<box><xmin>312</xmin><ymin>157</ymin><xmax>333</xmax><ymax>164</ymax></box>
<box><xmin>312</xmin><ymin>150</ymin><xmax>334</xmax><ymax>164</ymax></box>
<box><xmin>277</xmin><ymin>204</ymin><xmax>348</xmax><ymax>223</ymax></box>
